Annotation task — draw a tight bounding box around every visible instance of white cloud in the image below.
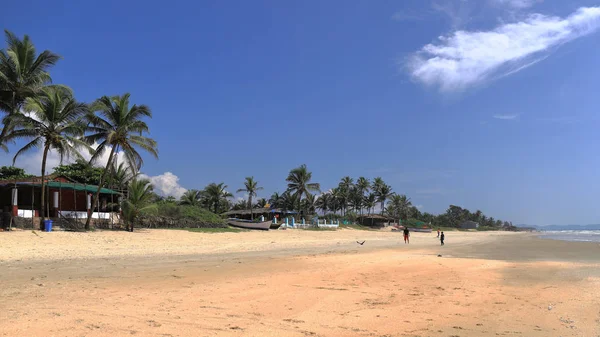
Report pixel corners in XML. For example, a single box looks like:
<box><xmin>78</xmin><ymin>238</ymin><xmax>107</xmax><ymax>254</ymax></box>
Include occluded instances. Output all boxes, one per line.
<box><xmin>407</xmin><ymin>7</ymin><xmax>600</xmax><ymax>91</ymax></box>
<box><xmin>415</xmin><ymin>204</ymin><xmax>424</xmax><ymax>209</ymax></box>
<box><xmin>140</xmin><ymin>172</ymin><xmax>187</xmax><ymax>199</ymax></box>
<box><xmin>493</xmin><ymin>0</ymin><xmax>540</xmax><ymax>9</ymax></box>
<box><xmin>493</xmin><ymin>114</ymin><xmax>519</xmax><ymax>120</ymax></box>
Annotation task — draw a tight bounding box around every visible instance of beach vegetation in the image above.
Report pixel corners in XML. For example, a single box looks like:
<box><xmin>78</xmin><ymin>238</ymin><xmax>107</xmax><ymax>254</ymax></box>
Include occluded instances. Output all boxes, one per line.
<box><xmin>0</xmin><ymin>165</ymin><xmax>33</xmax><ymax>180</ymax></box>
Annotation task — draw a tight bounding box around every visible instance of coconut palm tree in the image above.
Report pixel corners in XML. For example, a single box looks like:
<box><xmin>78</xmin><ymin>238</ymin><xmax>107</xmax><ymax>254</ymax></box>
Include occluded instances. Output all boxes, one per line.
<box><xmin>337</xmin><ymin>177</ymin><xmax>354</xmax><ymax>216</ymax></box>
<box><xmin>231</xmin><ymin>199</ymin><xmax>248</xmax><ymax>211</ymax></box>
<box><xmin>397</xmin><ymin>194</ymin><xmax>412</xmax><ymax>220</ymax></box>
<box><xmin>356</xmin><ymin>177</ymin><xmax>370</xmax><ymax>194</ymax></box>
<box><xmin>8</xmin><ymin>86</ymin><xmax>89</xmax><ymax>226</ymax></box>
<box><xmin>109</xmin><ymin>161</ymin><xmax>136</xmax><ymax>194</ymax></box>
<box><xmin>121</xmin><ymin>178</ymin><xmax>156</xmax><ymax>232</ymax></box>
<box><xmin>0</xmin><ymin>30</ymin><xmax>61</xmax><ymax>151</ymax></box>
<box><xmin>355</xmin><ymin>177</ymin><xmax>370</xmax><ymax>214</ymax></box>
<box><xmin>269</xmin><ymin>192</ymin><xmax>282</xmax><ymax>209</ymax></box>
<box><xmin>286</xmin><ymin>164</ymin><xmax>320</xmax><ymax>208</ymax></box>
<box><xmin>349</xmin><ymin>187</ymin><xmax>364</xmax><ymax>214</ymax></box>
<box><xmin>201</xmin><ymin>182</ymin><xmax>232</xmax><ymax>214</ymax></box>
<box><xmin>179</xmin><ymin>189</ymin><xmax>202</xmax><ymax>206</ymax></box>
<box><xmin>387</xmin><ymin>194</ymin><xmax>412</xmax><ymax>222</ymax></box>
<box><xmin>83</xmin><ymin>93</ymin><xmax>158</xmax><ymax>230</ymax></box>
<box><xmin>330</xmin><ymin>187</ymin><xmax>343</xmax><ymax>215</ymax></box>
<box><xmin>254</xmin><ymin>198</ymin><xmax>268</xmax><ymax>208</ymax></box>
<box><xmin>236</xmin><ymin>176</ymin><xmax>263</xmax><ymax>220</ymax></box>
<box><xmin>301</xmin><ymin>193</ymin><xmax>317</xmax><ymax>215</ymax></box>
<box><xmin>364</xmin><ymin>193</ymin><xmax>376</xmax><ymax>215</ymax></box>
<box><xmin>316</xmin><ymin>192</ymin><xmax>331</xmax><ymax>215</ymax></box>
<box><xmin>280</xmin><ymin>191</ymin><xmax>300</xmax><ymax>212</ymax></box>
<box><xmin>374</xmin><ymin>183</ymin><xmax>393</xmax><ymax>215</ymax></box>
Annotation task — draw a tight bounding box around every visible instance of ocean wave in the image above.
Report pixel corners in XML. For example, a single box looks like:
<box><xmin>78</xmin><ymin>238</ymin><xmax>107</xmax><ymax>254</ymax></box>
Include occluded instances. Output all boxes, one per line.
<box><xmin>541</xmin><ymin>230</ymin><xmax>600</xmax><ymax>235</ymax></box>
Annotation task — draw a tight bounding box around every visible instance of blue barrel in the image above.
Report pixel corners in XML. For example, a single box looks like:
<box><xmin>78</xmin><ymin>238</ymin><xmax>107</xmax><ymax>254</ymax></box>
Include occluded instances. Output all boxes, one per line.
<box><xmin>44</xmin><ymin>220</ymin><xmax>53</xmax><ymax>232</ymax></box>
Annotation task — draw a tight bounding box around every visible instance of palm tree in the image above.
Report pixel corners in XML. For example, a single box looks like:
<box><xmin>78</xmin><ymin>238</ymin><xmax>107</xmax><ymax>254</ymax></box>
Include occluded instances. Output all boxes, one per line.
<box><xmin>179</xmin><ymin>189</ymin><xmax>202</xmax><ymax>206</ymax></box>
<box><xmin>286</xmin><ymin>164</ymin><xmax>320</xmax><ymax>209</ymax></box>
<box><xmin>301</xmin><ymin>193</ymin><xmax>317</xmax><ymax>215</ymax></box>
<box><xmin>201</xmin><ymin>182</ymin><xmax>232</xmax><ymax>214</ymax></box>
<box><xmin>109</xmin><ymin>161</ymin><xmax>136</xmax><ymax>194</ymax></box>
<box><xmin>374</xmin><ymin>183</ymin><xmax>393</xmax><ymax>215</ymax></box>
<box><xmin>316</xmin><ymin>192</ymin><xmax>331</xmax><ymax>215</ymax></box>
<box><xmin>269</xmin><ymin>192</ymin><xmax>282</xmax><ymax>209</ymax></box>
<box><xmin>387</xmin><ymin>194</ymin><xmax>412</xmax><ymax>222</ymax></box>
<box><xmin>349</xmin><ymin>187</ymin><xmax>364</xmax><ymax>214</ymax></box>
<box><xmin>397</xmin><ymin>194</ymin><xmax>412</xmax><ymax>220</ymax></box>
<box><xmin>8</xmin><ymin>86</ymin><xmax>89</xmax><ymax>226</ymax></box>
<box><xmin>338</xmin><ymin>177</ymin><xmax>353</xmax><ymax>216</ymax></box>
<box><xmin>330</xmin><ymin>187</ymin><xmax>343</xmax><ymax>215</ymax></box>
<box><xmin>355</xmin><ymin>177</ymin><xmax>370</xmax><ymax>214</ymax></box>
<box><xmin>121</xmin><ymin>178</ymin><xmax>156</xmax><ymax>232</ymax></box>
<box><xmin>280</xmin><ymin>191</ymin><xmax>300</xmax><ymax>212</ymax></box>
<box><xmin>236</xmin><ymin>176</ymin><xmax>263</xmax><ymax>220</ymax></box>
<box><xmin>0</xmin><ymin>30</ymin><xmax>61</xmax><ymax>151</ymax></box>
<box><xmin>356</xmin><ymin>177</ymin><xmax>370</xmax><ymax>194</ymax></box>
<box><xmin>254</xmin><ymin>198</ymin><xmax>268</xmax><ymax>208</ymax></box>
<box><xmin>372</xmin><ymin>177</ymin><xmax>384</xmax><ymax>192</ymax></box>
<box><xmin>84</xmin><ymin>94</ymin><xmax>158</xmax><ymax>230</ymax></box>
<box><xmin>231</xmin><ymin>199</ymin><xmax>248</xmax><ymax>211</ymax></box>
<box><xmin>364</xmin><ymin>193</ymin><xmax>376</xmax><ymax>215</ymax></box>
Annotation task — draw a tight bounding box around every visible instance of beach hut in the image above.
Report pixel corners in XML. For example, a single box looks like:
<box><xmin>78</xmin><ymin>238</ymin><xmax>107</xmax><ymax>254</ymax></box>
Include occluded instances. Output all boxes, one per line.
<box><xmin>356</xmin><ymin>214</ymin><xmax>394</xmax><ymax>228</ymax></box>
<box><xmin>460</xmin><ymin>221</ymin><xmax>480</xmax><ymax>229</ymax></box>
<box><xmin>0</xmin><ymin>175</ymin><xmax>121</xmax><ymax>229</ymax></box>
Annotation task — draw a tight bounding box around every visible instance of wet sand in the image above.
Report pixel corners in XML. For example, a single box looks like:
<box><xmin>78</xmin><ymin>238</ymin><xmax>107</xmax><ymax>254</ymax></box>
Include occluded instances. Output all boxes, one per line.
<box><xmin>1</xmin><ymin>229</ymin><xmax>599</xmax><ymax>336</ymax></box>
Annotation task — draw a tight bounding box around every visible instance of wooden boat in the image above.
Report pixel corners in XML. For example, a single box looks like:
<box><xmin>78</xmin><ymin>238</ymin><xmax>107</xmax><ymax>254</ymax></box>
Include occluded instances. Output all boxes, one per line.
<box><xmin>227</xmin><ymin>218</ymin><xmax>271</xmax><ymax>230</ymax></box>
<box><xmin>408</xmin><ymin>227</ymin><xmax>433</xmax><ymax>233</ymax></box>
<box><xmin>270</xmin><ymin>222</ymin><xmax>282</xmax><ymax>230</ymax></box>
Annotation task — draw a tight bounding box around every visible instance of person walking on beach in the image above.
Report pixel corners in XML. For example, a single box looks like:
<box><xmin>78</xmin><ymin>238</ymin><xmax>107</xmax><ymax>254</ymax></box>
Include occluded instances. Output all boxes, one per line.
<box><xmin>440</xmin><ymin>232</ymin><xmax>445</xmax><ymax>246</ymax></box>
<box><xmin>403</xmin><ymin>227</ymin><xmax>410</xmax><ymax>244</ymax></box>
<box><xmin>437</xmin><ymin>229</ymin><xmax>440</xmax><ymax>238</ymax></box>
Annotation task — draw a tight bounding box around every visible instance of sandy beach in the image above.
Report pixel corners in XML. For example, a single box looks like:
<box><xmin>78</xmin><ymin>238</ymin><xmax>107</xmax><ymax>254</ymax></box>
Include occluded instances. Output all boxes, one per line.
<box><xmin>1</xmin><ymin>229</ymin><xmax>599</xmax><ymax>337</ymax></box>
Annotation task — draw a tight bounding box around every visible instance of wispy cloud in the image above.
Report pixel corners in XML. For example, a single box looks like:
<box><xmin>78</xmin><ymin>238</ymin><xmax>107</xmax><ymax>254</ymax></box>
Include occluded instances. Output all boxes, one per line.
<box><xmin>432</xmin><ymin>0</ymin><xmax>475</xmax><ymax>29</ymax></box>
<box><xmin>492</xmin><ymin>0</ymin><xmax>541</xmax><ymax>9</ymax></box>
<box><xmin>493</xmin><ymin>114</ymin><xmax>519</xmax><ymax>120</ymax></box>
<box><xmin>407</xmin><ymin>7</ymin><xmax>600</xmax><ymax>92</ymax></box>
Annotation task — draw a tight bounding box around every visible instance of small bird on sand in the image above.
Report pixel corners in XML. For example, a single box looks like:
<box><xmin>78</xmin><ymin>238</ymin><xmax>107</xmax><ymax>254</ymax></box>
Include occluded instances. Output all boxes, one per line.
<box><xmin>357</xmin><ymin>241</ymin><xmax>365</xmax><ymax>245</ymax></box>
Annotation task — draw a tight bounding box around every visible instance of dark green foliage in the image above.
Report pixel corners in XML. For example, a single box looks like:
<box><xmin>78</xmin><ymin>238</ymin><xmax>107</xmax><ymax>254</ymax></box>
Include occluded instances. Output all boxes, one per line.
<box><xmin>0</xmin><ymin>166</ymin><xmax>33</xmax><ymax>180</ymax></box>
<box><xmin>141</xmin><ymin>203</ymin><xmax>226</xmax><ymax>228</ymax></box>
<box><xmin>52</xmin><ymin>161</ymin><xmax>104</xmax><ymax>185</ymax></box>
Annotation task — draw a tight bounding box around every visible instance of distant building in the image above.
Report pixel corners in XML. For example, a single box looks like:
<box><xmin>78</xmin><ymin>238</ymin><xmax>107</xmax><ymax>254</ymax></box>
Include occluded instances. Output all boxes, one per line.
<box><xmin>460</xmin><ymin>221</ymin><xmax>480</xmax><ymax>229</ymax></box>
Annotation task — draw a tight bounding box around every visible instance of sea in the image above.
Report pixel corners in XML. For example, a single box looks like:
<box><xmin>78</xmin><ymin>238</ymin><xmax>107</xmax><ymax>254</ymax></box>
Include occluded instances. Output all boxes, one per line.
<box><xmin>537</xmin><ymin>225</ymin><xmax>600</xmax><ymax>242</ymax></box>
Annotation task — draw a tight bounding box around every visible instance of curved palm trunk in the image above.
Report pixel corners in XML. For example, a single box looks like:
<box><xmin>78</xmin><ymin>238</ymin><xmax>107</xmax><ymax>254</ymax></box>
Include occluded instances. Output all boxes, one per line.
<box><xmin>39</xmin><ymin>144</ymin><xmax>50</xmax><ymax>229</ymax></box>
<box><xmin>85</xmin><ymin>146</ymin><xmax>117</xmax><ymax>231</ymax></box>
<box><xmin>249</xmin><ymin>196</ymin><xmax>253</xmax><ymax>220</ymax></box>
<box><xmin>0</xmin><ymin>93</ymin><xmax>18</xmax><ymax>149</ymax></box>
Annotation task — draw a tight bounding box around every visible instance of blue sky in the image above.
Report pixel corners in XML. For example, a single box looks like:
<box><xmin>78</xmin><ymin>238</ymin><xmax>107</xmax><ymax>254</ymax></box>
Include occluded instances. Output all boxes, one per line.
<box><xmin>2</xmin><ymin>0</ymin><xmax>600</xmax><ymax>225</ymax></box>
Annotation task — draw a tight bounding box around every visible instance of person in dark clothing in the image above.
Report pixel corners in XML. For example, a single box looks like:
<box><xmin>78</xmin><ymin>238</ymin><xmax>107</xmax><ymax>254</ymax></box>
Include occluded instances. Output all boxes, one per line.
<box><xmin>403</xmin><ymin>227</ymin><xmax>410</xmax><ymax>244</ymax></box>
<box><xmin>440</xmin><ymin>232</ymin><xmax>445</xmax><ymax>246</ymax></box>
